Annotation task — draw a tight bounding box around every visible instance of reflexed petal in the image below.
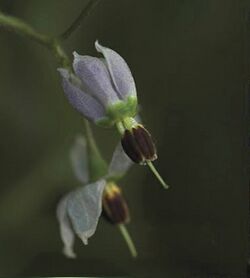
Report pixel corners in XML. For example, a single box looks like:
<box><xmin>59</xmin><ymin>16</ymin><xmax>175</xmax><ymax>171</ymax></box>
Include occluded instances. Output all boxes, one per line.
<box><xmin>67</xmin><ymin>179</ymin><xmax>106</xmax><ymax>245</ymax></box>
<box><xmin>56</xmin><ymin>197</ymin><xmax>76</xmax><ymax>258</ymax></box>
<box><xmin>108</xmin><ymin>143</ymin><xmax>133</xmax><ymax>178</ymax></box>
<box><xmin>73</xmin><ymin>52</ymin><xmax>119</xmax><ymax>106</ymax></box>
<box><xmin>58</xmin><ymin>68</ymin><xmax>105</xmax><ymax>122</ymax></box>
<box><xmin>70</xmin><ymin>135</ymin><xmax>89</xmax><ymax>184</ymax></box>
<box><xmin>95</xmin><ymin>40</ymin><xmax>137</xmax><ymax>100</ymax></box>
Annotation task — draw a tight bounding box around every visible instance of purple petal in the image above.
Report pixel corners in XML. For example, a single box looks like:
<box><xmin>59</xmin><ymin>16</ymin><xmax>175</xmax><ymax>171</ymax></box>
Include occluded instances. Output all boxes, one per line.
<box><xmin>58</xmin><ymin>68</ymin><xmax>106</xmax><ymax>123</ymax></box>
<box><xmin>73</xmin><ymin>52</ymin><xmax>119</xmax><ymax>107</ymax></box>
<box><xmin>95</xmin><ymin>40</ymin><xmax>137</xmax><ymax>100</ymax></box>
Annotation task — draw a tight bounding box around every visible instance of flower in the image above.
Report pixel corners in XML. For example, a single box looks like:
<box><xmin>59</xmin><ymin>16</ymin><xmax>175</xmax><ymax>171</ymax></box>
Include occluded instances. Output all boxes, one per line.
<box><xmin>58</xmin><ymin>41</ymin><xmax>168</xmax><ymax>188</ymax></box>
<box><xmin>58</xmin><ymin>40</ymin><xmax>137</xmax><ymax>127</ymax></box>
<box><xmin>56</xmin><ymin>136</ymin><xmax>133</xmax><ymax>258</ymax></box>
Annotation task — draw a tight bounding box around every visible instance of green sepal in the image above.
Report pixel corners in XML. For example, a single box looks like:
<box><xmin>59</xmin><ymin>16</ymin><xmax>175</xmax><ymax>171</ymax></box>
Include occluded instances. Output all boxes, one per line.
<box><xmin>95</xmin><ymin>96</ymin><xmax>138</xmax><ymax>128</ymax></box>
<box><xmin>107</xmin><ymin>96</ymin><xmax>137</xmax><ymax>121</ymax></box>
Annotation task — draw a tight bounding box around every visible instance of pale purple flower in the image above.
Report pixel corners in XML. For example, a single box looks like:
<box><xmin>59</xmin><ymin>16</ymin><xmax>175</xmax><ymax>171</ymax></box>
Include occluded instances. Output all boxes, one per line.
<box><xmin>58</xmin><ymin>41</ymin><xmax>137</xmax><ymax>125</ymax></box>
<box><xmin>58</xmin><ymin>42</ymin><xmax>168</xmax><ymax>188</ymax></box>
<box><xmin>56</xmin><ymin>136</ymin><xmax>132</xmax><ymax>258</ymax></box>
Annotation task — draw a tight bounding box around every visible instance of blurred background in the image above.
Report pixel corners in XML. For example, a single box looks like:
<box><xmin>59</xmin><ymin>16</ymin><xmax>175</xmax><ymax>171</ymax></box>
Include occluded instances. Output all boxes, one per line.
<box><xmin>0</xmin><ymin>0</ymin><xmax>248</xmax><ymax>277</ymax></box>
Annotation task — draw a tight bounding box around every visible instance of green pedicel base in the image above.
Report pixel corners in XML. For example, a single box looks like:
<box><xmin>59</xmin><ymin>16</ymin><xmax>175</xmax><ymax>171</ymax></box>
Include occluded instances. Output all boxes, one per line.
<box><xmin>96</xmin><ymin>96</ymin><xmax>137</xmax><ymax>128</ymax></box>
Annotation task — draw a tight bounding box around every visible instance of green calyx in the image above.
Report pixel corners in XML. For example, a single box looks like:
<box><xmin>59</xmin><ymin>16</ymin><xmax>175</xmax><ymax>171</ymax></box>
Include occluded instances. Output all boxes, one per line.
<box><xmin>96</xmin><ymin>96</ymin><xmax>137</xmax><ymax>128</ymax></box>
<box><xmin>107</xmin><ymin>96</ymin><xmax>137</xmax><ymax>120</ymax></box>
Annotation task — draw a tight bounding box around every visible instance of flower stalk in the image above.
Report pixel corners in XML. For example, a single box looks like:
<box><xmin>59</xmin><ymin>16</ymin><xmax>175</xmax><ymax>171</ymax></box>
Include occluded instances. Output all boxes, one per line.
<box><xmin>147</xmin><ymin>161</ymin><xmax>169</xmax><ymax>189</ymax></box>
<box><xmin>84</xmin><ymin>121</ymin><xmax>108</xmax><ymax>181</ymax></box>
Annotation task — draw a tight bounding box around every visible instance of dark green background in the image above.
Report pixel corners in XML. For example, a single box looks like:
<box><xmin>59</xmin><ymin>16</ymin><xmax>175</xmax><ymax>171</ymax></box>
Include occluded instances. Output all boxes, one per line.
<box><xmin>0</xmin><ymin>0</ymin><xmax>248</xmax><ymax>277</ymax></box>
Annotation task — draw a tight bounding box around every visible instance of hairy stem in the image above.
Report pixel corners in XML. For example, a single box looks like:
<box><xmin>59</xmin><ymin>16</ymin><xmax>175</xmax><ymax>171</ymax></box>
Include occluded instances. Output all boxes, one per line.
<box><xmin>60</xmin><ymin>0</ymin><xmax>101</xmax><ymax>40</ymax></box>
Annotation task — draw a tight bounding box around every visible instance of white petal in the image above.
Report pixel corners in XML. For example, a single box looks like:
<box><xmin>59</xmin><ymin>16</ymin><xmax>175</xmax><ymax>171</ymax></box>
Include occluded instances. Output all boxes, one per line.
<box><xmin>56</xmin><ymin>197</ymin><xmax>76</xmax><ymax>259</ymax></box>
<box><xmin>70</xmin><ymin>135</ymin><xmax>89</xmax><ymax>184</ymax></box>
<box><xmin>108</xmin><ymin>143</ymin><xmax>133</xmax><ymax>178</ymax></box>
<box><xmin>67</xmin><ymin>179</ymin><xmax>106</xmax><ymax>245</ymax></box>
<box><xmin>95</xmin><ymin>40</ymin><xmax>137</xmax><ymax>100</ymax></box>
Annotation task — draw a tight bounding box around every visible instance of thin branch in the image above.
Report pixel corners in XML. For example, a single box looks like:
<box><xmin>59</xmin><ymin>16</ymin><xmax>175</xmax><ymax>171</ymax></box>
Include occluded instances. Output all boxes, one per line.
<box><xmin>60</xmin><ymin>0</ymin><xmax>101</xmax><ymax>40</ymax></box>
<box><xmin>0</xmin><ymin>11</ymin><xmax>51</xmax><ymax>46</ymax></box>
<box><xmin>0</xmin><ymin>10</ymin><xmax>70</xmax><ymax>68</ymax></box>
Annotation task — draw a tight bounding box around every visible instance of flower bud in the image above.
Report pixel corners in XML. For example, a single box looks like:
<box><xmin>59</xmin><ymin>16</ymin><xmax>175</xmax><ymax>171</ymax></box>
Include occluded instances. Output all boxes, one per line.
<box><xmin>102</xmin><ymin>182</ymin><xmax>130</xmax><ymax>225</ymax></box>
<box><xmin>121</xmin><ymin>124</ymin><xmax>157</xmax><ymax>164</ymax></box>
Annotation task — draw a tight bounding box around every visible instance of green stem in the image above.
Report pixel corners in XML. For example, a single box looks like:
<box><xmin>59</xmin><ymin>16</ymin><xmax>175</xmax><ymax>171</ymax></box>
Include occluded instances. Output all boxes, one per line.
<box><xmin>146</xmin><ymin>161</ymin><xmax>169</xmax><ymax>189</ymax></box>
<box><xmin>0</xmin><ymin>11</ymin><xmax>70</xmax><ymax>69</ymax></box>
<box><xmin>0</xmin><ymin>11</ymin><xmax>50</xmax><ymax>45</ymax></box>
<box><xmin>84</xmin><ymin>120</ymin><xmax>108</xmax><ymax>181</ymax></box>
<box><xmin>84</xmin><ymin>120</ymin><xmax>100</xmax><ymax>157</ymax></box>
<box><xmin>118</xmin><ymin>224</ymin><xmax>137</xmax><ymax>258</ymax></box>
<box><xmin>60</xmin><ymin>0</ymin><xmax>101</xmax><ymax>40</ymax></box>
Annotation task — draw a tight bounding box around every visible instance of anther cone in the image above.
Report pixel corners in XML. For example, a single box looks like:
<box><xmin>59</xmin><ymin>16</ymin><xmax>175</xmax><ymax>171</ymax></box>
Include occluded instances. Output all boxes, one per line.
<box><xmin>121</xmin><ymin>125</ymin><xmax>157</xmax><ymax>164</ymax></box>
<box><xmin>102</xmin><ymin>183</ymin><xmax>130</xmax><ymax>225</ymax></box>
